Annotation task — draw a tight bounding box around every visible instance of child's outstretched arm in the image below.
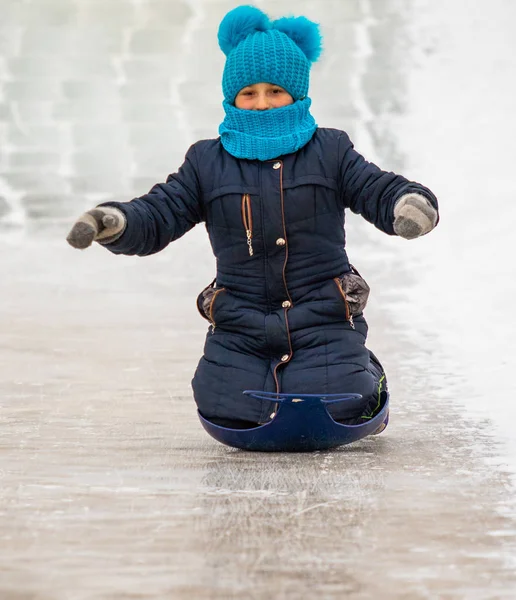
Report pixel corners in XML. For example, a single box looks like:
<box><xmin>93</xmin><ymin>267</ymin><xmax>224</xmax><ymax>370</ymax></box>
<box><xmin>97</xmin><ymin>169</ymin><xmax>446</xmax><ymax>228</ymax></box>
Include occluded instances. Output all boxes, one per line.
<box><xmin>337</xmin><ymin>133</ymin><xmax>438</xmax><ymax>239</ymax></box>
<box><xmin>66</xmin><ymin>144</ymin><xmax>204</xmax><ymax>255</ymax></box>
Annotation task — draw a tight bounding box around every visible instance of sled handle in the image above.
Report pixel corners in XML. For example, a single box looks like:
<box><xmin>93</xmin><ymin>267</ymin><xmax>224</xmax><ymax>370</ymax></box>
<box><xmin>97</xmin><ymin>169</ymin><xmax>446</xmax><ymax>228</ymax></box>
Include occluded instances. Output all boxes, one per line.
<box><xmin>243</xmin><ymin>390</ymin><xmax>363</xmax><ymax>405</ymax></box>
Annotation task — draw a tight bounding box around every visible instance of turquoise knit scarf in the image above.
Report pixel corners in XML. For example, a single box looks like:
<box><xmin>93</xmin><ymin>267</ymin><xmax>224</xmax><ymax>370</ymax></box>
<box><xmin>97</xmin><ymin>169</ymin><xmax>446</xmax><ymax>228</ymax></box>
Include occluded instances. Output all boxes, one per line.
<box><xmin>219</xmin><ymin>98</ymin><xmax>317</xmax><ymax>161</ymax></box>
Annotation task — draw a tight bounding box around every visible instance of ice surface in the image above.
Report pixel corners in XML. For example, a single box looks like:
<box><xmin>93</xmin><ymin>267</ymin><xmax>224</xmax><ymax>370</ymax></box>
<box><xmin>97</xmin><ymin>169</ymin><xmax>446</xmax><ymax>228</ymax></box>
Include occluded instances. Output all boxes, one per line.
<box><xmin>1</xmin><ymin>0</ymin><xmax>516</xmax><ymax>598</ymax></box>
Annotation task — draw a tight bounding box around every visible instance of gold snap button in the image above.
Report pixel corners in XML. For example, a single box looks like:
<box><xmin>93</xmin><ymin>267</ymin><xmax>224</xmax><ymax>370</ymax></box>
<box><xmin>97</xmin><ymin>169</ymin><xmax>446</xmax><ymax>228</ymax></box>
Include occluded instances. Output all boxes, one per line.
<box><xmin>276</xmin><ymin>237</ymin><xmax>286</xmax><ymax>246</ymax></box>
<box><xmin>273</xmin><ymin>162</ymin><xmax>281</xmax><ymax>170</ymax></box>
<box><xmin>280</xmin><ymin>354</ymin><xmax>289</xmax><ymax>362</ymax></box>
<box><xmin>282</xmin><ymin>301</ymin><xmax>291</xmax><ymax>308</ymax></box>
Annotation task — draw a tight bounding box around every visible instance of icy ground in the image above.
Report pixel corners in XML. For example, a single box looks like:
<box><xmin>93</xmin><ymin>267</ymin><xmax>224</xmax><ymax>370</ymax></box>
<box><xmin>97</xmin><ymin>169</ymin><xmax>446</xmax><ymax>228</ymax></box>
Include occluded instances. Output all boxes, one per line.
<box><xmin>1</xmin><ymin>0</ymin><xmax>516</xmax><ymax>598</ymax></box>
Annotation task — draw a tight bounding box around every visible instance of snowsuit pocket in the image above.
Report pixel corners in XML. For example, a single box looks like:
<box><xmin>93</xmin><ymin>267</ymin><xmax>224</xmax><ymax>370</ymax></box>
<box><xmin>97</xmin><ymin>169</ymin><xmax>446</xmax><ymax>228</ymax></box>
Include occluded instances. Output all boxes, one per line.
<box><xmin>196</xmin><ymin>279</ymin><xmax>226</xmax><ymax>327</ymax></box>
<box><xmin>334</xmin><ymin>266</ymin><xmax>370</xmax><ymax>317</ymax></box>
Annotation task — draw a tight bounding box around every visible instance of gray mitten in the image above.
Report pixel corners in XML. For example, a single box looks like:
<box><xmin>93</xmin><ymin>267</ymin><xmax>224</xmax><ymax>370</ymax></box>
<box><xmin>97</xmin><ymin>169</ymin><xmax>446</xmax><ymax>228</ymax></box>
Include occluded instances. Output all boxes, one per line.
<box><xmin>393</xmin><ymin>193</ymin><xmax>438</xmax><ymax>240</ymax></box>
<box><xmin>66</xmin><ymin>206</ymin><xmax>126</xmax><ymax>249</ymax></box>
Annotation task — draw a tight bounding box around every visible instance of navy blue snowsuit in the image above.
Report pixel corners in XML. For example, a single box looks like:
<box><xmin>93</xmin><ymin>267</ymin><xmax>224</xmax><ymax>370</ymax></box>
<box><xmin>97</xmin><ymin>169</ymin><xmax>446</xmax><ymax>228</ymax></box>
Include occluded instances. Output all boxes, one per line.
<box><xmin>102</xmin><ymin>128</ymin><xmax>438</xmax><ymax>424</ymax></box>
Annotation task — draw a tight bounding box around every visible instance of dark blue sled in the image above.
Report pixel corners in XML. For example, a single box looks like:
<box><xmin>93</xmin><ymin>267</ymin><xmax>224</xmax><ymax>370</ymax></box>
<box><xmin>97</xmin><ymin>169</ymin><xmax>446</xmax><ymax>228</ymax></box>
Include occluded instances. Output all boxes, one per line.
<box><xmin>198</xmin><ymin>390</ymin><xmax>389</xmax><ymax>452</ymax></box>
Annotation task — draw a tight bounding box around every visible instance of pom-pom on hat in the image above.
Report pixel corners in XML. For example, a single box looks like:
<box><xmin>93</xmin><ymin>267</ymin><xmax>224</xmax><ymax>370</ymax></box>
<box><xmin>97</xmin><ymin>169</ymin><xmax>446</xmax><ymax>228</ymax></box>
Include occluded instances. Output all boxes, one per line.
<box><xmin>218</xmin><ymin>5</ymin><xmax>322</xmax><ymax>103</ymax></box>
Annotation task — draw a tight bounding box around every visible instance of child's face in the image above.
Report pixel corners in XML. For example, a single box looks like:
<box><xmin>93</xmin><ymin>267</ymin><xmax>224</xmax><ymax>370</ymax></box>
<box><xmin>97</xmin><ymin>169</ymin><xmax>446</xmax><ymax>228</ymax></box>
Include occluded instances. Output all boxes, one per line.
<box><xmin>234</xmin><ymin>83</ymin><xmax>294</xmax><ymax>110</ymax></box>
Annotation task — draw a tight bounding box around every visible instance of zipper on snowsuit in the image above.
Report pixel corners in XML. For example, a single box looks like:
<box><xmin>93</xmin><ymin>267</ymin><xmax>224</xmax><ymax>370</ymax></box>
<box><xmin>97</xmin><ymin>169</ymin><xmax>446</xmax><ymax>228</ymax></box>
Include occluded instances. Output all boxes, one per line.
<box><xmin>209</xmin><ymin>288</ymin><xmax>226</xmax><ymax>330</ymax></box>
<box><xmin>333</xmin><ymin>277</ymin><xmax>355</xmax><ymax>330</ymax></box>
<box><xmin>271</xmin><ymin>161</ymin><xmax>294</xmax><ymax>396</ymax></box>
<box><xmin>241</xmin><ymin>194</ymin><xmax>254</xmax><ymax>256</ymax></box>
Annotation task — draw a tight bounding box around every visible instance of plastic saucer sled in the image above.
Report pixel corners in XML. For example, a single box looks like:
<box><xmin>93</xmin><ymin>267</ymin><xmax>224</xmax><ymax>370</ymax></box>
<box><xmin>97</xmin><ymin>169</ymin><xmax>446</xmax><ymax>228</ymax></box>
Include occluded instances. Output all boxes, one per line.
<box><xmin>198</xmin><ymin>390</ymin><xmax>390</xmax><ymax>452</ymax></box>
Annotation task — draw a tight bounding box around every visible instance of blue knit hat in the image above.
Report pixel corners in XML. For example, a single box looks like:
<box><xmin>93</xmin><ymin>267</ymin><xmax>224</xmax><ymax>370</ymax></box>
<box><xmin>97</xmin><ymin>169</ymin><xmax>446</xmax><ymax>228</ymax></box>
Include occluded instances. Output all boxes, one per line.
<box><xmin>218</xmin><ymin>5</ymin><xmax>323</xmax><ymax>103</ymax></box>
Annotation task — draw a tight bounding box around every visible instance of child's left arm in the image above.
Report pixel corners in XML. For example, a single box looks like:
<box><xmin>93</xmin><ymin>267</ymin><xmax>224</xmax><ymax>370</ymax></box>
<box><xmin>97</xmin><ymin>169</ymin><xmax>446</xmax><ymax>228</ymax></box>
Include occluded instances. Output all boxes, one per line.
<box><xmin>337</xmin><ymin>133</ymin><xmax>439</xmax><ymax>239</ymax></box>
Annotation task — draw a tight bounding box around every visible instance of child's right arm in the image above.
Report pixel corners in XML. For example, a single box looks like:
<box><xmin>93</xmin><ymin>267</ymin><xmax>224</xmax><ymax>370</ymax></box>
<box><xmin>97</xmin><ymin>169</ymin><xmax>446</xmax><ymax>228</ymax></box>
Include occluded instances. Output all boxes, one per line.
<box><xmin>66</xmin><ymin>144</ymin><xmax>204</xmax><ymax>256</ymax></box>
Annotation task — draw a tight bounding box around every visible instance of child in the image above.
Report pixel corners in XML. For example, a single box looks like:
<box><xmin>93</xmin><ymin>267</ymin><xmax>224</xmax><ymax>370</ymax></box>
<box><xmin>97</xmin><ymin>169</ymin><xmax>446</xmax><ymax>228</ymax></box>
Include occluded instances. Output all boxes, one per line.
<box><xmin>67</xmin><ymin>6</ymin><xmax>438</xmax><ymax>432</ymax></box>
